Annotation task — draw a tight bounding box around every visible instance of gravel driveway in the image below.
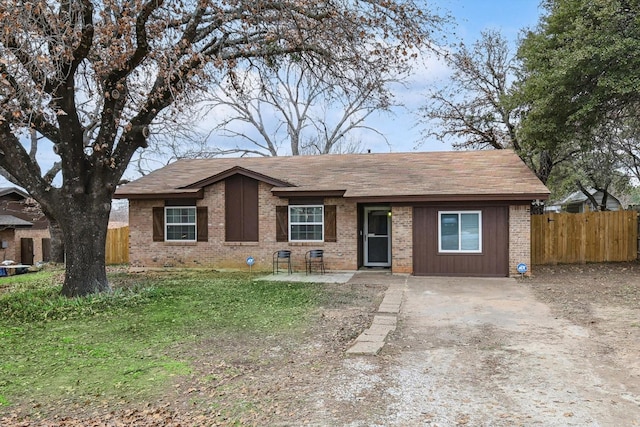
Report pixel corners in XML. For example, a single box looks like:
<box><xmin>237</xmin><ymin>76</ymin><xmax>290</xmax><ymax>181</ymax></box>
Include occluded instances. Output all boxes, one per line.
<box><xmin>310</xmin><ymin>275</ymin><xmax>640</xmax><ymax>426</ymax></box>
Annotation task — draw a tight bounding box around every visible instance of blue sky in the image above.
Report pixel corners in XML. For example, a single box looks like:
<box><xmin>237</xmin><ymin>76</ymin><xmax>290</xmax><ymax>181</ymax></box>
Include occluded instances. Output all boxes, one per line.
<box><xmin>369</xmin><ymin>0</ymin><xmax>545</xmax><ymax>154</ymax></box>
<box><xmin>442</xmin><ymin>0</ymin><xmax>542</xmax><ymax>43</ymax></box>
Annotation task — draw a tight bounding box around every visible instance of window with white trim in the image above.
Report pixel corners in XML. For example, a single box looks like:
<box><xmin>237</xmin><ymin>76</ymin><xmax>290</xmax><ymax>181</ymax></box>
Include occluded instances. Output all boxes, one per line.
<box><xmin>438</xmin><ymin>211</ymin><xmax>482</xmax><ymax>253</ymax></box>
<box><xmin>289</xmin><ymin>205</ymin><xmax>323</xmax><ymax>241</ymax></box>
<box><xmin>165</xmin><ymin>207</ymin><xmax>196</xmax><ymax>241</ymax></box>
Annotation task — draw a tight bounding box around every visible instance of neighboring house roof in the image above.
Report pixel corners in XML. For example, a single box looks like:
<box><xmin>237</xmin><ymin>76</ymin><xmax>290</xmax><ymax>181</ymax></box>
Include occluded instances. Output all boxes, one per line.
<box><xmin>560</xmin><ymin>189</ymin><xmax>622</xmax><ymax>210</ymax></box>
<box><xmin>114</xmin><ymin>150</ymin><xmax>550</xmax><ymax>202</ymax></box>
<box><xmin>0</xmin><ymin>187</ymin><xmax>29</xmax><ymax>200</ymax></box>
<box><xmin>0</xmin><ymin>214</ymin><xmax>33</xmax><ymax>228</ymax></box>
<box><xmin>0</xmin><ymin>187</ymin><xmax>49</xmax><ymax>230</ymax></box>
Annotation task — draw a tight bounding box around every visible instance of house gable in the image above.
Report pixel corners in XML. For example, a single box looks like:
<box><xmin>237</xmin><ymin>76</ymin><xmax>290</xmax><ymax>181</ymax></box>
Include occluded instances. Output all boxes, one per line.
<box><xmin>0</xmin><ymin>187</ymin><xmax>49</xmax><ymax>230</ymax></box>
<box><xmin>0</xmin><ymin>187</ymin><xmax>29</xmax><ymax>201</ymax></box>
<box><xmin>182</xmin><ymin>166</ymin><xmax>293</xmax><ymax>190</ymax></box>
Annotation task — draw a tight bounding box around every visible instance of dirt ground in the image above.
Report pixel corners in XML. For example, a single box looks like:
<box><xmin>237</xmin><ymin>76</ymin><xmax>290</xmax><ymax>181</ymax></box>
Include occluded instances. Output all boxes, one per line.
<box><xmin>3</xmin><ymin>263</ymin><xmax>640</xmax><ymax>426</ymax></box>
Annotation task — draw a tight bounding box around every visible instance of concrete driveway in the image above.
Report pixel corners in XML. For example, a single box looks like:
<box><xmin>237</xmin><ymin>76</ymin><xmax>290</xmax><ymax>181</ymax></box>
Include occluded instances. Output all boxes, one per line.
<box><xmin>312</xmin><ymin>274</ymin><xmax>640</xmax><ymax>426</ymax></box>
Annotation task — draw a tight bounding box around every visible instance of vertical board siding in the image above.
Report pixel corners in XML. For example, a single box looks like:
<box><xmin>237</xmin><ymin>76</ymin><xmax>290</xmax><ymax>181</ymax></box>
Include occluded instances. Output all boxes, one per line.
<box><xmin>413</xmin><ymin>206</ymin><xmax>509</xmax><ymax>277</ymax></box>
<box><xmin>531</xmin><ymin>211</ymin><xmax>638</xmax><ymax>264</ymax></box>
<box><xmin>106</xmin><ymin>226</ymin><xmax>129</xmax><ymax>265</ymax></box>
<box><xmin>225</xmin><ymin>175</ymin><xmax>259</xmax><ymax>242</ymax></box>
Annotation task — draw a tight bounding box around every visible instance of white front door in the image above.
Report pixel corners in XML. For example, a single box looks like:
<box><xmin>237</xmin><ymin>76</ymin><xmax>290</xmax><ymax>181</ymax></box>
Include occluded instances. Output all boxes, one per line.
<box><xmin>364</xmin><ymin>207</ymin><xmax>391</xmax><ymax>267</ymax></box>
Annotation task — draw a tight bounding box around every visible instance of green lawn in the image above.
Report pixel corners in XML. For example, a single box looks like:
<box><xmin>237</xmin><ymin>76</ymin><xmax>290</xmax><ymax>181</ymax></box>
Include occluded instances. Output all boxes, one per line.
<box><xmin>0</xmin><ymin>269</ymin><xmax>320</xmax><ymax>410</ymax></box>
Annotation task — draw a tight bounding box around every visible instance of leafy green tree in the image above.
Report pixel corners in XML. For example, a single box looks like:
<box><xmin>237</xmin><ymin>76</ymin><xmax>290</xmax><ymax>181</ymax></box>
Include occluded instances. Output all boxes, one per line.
<box><xmin>570</xmin><ymin>127</ymin><xmax>630</xmax><ymax>211</ymax></box>
<box><xmin>516</xmin><ymin>0</ymin><xmax>640</xmax><ymax>184</ymax></box>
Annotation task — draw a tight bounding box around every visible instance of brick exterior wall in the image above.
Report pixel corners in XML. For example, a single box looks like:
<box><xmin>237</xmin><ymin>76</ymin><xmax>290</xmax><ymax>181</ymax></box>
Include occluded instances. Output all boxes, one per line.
<box><xmin>509</xmin><ymin>204</ymin><xmax>531</xmax><ymax>276</ymax></box>
<box><xmin>391</xmin><ymin>205</ymin><xmax>412</xmax><ymax>274</ymax></box>
<box><xmin>0</xmin><ymin>229</ymin><xmax>51</xmax><ymax>264</ymax></box>
<box><xmin>0</xmin><ymin>230</ymin><xmax>16</xmax><ymax>263</ymax></box>
<box><xmin>127</xmin><ymin>178</ymin><xmax>533</xmax><ymax>276</ymax></box>
<box><xmin>128</xmin><ymin>182</ymin><xmax>360</xmax><ymax>272</ymax></box>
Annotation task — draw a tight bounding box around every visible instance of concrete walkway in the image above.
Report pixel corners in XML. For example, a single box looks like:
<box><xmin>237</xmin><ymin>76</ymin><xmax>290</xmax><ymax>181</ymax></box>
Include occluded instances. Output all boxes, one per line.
<box><xmin>346</xmin><ymin>273</ymin><xmax>407</xmax><ymax>356</ymax></box>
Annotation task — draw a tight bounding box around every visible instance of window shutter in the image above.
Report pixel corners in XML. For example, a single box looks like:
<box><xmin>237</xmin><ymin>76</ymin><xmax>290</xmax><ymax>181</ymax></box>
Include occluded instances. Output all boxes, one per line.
<box><xmin>324</xmin><ymin>205</ymin><xmax>337</xmax><ymax>242</ymax></box>
<box><xmin>197</xmin><ymin>207</ymin><xmax>208</xmax><ymax>242</ymax></box>
<box><xmin>276</xmin><ymin>206</ymin><xmax>288</xmax><ymax>242</ymax></box>
<box><xmin>152</xmin><ymin>207</ymin><xmax>164</xmax><ymax>242</ymax></box>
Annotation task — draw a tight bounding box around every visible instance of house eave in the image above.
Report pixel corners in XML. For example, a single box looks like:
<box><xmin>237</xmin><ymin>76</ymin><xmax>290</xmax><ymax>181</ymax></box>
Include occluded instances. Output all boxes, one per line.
<box><xmin>271</xmin><ymin>189</ymin><xmax>347</xmax><ymax>198</ymax></box>
<box><xmin>113</xmin><ymin>189</ymin><xmax>204</xmax><ymax>200</ymax></box>
<box><xmin>0</xmin><ymin>224</ymin><xmax>33</xmax><ymax>230</ymax></box>
<box><xmin>347</xmin><ymin>193</ymin><xmax>550</xmax><ymax>204</ymax></box>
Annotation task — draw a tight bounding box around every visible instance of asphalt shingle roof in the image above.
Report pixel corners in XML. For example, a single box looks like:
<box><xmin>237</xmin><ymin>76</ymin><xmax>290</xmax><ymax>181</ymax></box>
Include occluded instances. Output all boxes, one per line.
<box><xmin>0</xmin><ymin>214</ymin><xmax>33</xmax><ymax>227</ymax></box>
<box><xmin>115</xmin><ymin>150</ymin><xmax>549</xmax><ymax>201</ymax></box>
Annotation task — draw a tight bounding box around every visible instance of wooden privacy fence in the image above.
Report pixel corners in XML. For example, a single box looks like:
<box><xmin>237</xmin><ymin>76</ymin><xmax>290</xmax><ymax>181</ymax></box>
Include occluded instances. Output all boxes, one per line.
<box><xmin>531</xmin><ymin>211</ymin><xmax>638</xmax><ymax>265</ymax></box>
<box><xmin>105</xmin><ymin>226</ymin><xmax>129</xmax><ymax>265</ymax></box>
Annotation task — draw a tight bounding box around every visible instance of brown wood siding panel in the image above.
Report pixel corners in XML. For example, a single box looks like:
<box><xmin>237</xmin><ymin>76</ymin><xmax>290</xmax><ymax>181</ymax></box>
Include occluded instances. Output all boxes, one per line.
<box><xmin>242</xmin><ymin>177</ymin><xmax>259</xmax><ymax>241</ymax></box>
<box><xmin>152</xmin><ymin>207</ymin><xmax>164</xmax><ymax>242</ymax></box>
<box><xmin>42</xmin><ymin>238</ymin><xmax>51</xmax><ymax>262</ymax></box>
<box><xmin>324</xmin><ymin>205</ymin><xmax>337</xmax><ymax>242</ymax></box>
<box><xmin>165</xmin><ymin>199</ymin><xmax>196</xmax><ymax>206</ymax></box>
<box><xmin>276</xmin><ymin>206</ymin><xmax>288</xmax><ymax>242</ymax></box>
<box><xmin>288</xmin><ymin>197</ymin><xmax>324</xmax><ymax>205</ymax></box>
<box><xmin>197</xmin><ymin>207</ymin><xmax>208</xmax><ymax>242</ymax></box>
<box><xmin>225</xmin><ymin>175</ymin><xmax>242</xmax><ymax>241</ymax></box>
<box><xmin>357</xmin><ymin>204</ymin><xmax>363</xmax><ymax>268</ymax></box>
<box><xmin>413</xmin><ymin>206</ymin><xmax>509</xmax><ymax>277</ymax></box>
<box><xmin>225</xmin><ymin>175</ymin><xmax>258</xmax><ymax>242</ymax></box>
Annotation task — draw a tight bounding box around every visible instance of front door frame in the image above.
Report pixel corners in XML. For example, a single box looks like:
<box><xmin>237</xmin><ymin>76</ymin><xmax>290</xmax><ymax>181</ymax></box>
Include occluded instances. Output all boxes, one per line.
<box><xmin>363</xmin><ymin>206</ymin><xmax>392</xmax><ymax>267</ymax></box>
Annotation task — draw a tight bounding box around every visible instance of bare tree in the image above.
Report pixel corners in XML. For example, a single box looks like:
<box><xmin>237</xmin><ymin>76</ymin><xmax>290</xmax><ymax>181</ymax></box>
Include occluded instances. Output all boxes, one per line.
<box><xmin>420</xmin><ymin>30</ymin><xmax>577</xmax><ymax>185</ymax></box>
<box><xmin>201</xmin><ymin>60</ymin><xmax>396</xmax><ymax>157</ymax></box>
<box><xmin>128</xmin><ymin>101</ymin><xmax>215</xmax><ymax>176</ymax></box>
<box><xmin>420</xmin><ymin>30</ymin><xmax>519</xmax><ymax>151</ymax></box>
<box><xmin>0</xmin><ymin>0</ymin><xmax>444</xmax><ymax>296</ymax></box>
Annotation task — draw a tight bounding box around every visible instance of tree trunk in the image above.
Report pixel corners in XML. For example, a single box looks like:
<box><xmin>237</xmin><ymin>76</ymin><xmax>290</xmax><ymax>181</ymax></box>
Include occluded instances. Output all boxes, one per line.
<box><xmin>599</xmin><ymin>189</ymin><xmax>609</xmax><ymax>211</ymax></box>
<box><xmin>58</xmin><ymin>197</ymin><xmax>111</xmax><ymax>297</ymax></box>
<box><xmin>575</xmin><ymin>180</ymin><xmax>600</xmax><ymax>212</ymax></box>
<box><xmin>536</xmin><ymin>150</ymin><xmax>553</xmax><ymax>185</ymax></box>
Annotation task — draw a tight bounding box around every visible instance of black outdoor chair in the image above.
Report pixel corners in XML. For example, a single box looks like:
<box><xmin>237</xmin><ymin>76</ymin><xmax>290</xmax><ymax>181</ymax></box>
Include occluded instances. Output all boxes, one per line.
<box><xmin>305</xmin><ymin>249</ymin><xmax>325</xmax><ymax>275</ymax></box>
<box><xmin>273</xmin><ymin>250</ymin><xmax>292</xmax><ymax>274</ymax></box>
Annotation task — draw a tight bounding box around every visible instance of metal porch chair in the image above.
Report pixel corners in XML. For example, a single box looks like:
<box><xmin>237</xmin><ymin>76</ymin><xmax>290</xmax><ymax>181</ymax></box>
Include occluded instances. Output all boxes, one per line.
<box><xmin>273</xmin><ymin>250</ymin><xmax>292</xmax><ymax>274</ymax></box>
<box><xmin>305</xmin><ymin>249</ymin><xmax>325</xmax><ymax>275</ymax></box>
